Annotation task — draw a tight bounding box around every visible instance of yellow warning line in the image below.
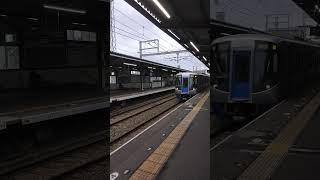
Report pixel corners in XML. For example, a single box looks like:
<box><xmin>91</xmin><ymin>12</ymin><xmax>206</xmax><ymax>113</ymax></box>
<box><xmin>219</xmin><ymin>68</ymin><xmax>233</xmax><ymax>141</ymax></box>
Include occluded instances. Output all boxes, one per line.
<box><xmin>238</xmin><ymin>90</ymin><xmax>320</xmax><ymax>180</ymax></box>
<box><xmin>129</xmin><ymin>92</ymin><xmax>209</xmax><ymax>180</ymax></box>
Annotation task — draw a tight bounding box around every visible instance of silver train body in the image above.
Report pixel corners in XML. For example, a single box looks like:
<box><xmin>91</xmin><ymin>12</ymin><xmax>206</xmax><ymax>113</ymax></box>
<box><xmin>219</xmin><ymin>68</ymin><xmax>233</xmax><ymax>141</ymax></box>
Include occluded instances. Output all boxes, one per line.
<box><xmin>175</xmin><ymin>72</ymin><xmax>209</xmax><ymax>100</ymax></box>
<box><xmin>211</xmin><ymin>34</ymin><xmax>320</xmax><ymax>119</ymax></box>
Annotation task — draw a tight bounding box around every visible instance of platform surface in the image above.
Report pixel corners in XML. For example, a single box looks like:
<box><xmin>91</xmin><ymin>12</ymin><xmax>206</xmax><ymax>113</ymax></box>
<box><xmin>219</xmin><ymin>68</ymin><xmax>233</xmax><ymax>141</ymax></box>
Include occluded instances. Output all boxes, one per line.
<box><xmin>211</xmin><ymin>86</ymin><xmax>320</xmax><ymax>180</ymax></box>
<box><xmin>271</xmin><ymin>103</ymin><xmax>320</xmax><ymax>179</ymax></box>
<box><xmin>157</xmin><ymin>97</ymin><xmax>210</xmax><ymax>180</ymax></box>
<box><xmin>0</xmin><ymin>87</ymin><xmax>108</xmax><ymax>129</ymax></box>
<box><xmin>110</xmin><ymin>87</ymin><xmax>175</xmax><ymax>103</ymax></box>
<box><xmin>110</xmin><ymin>91</ymin><xmax>209</xmax><ymax>180</ymax></box>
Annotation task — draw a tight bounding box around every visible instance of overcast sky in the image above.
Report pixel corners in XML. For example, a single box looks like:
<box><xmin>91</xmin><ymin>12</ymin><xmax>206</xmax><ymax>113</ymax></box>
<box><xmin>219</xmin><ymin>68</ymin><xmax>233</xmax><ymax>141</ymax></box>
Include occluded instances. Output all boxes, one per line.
<box><xmin>211</xmin><ymin>0</ymin><xmax>317</xmax><ymax>30</ymax></box>
<box><xmin>111</xmin><ymin>0</ymin><xmax>208</xmax><ymax>71</ymax></box>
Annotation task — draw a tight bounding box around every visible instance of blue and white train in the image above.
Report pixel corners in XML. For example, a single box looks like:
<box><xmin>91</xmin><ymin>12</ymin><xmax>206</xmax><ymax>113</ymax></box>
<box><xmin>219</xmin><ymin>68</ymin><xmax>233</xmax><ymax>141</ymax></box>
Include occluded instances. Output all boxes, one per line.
<box><xmin>211</xmin><ymin>33</ymin><xmax>320</xmax><ymax>120</ymax></box>
<box><xmin>175</xmin><ymin>72</ymin><xmax>210</xmax><ymax>100</ymax></box>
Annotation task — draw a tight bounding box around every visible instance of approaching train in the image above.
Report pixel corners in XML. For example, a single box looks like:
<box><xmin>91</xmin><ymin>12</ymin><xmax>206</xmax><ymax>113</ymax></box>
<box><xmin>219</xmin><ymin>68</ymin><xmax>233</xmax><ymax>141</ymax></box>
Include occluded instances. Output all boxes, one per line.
<box><xmin>211</xmin><ymin>34</ymin><xmax>320</xmax><ymax>120</ymax></box>
<box><xmin>175</xmin><ymin>72</ymin><xmax>210</xmax><ymax>100</ymax></box>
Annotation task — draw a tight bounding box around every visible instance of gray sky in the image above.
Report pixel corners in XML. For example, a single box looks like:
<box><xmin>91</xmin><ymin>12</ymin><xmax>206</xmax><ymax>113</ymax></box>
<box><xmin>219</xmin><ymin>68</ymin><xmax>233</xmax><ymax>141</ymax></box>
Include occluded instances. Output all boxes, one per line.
<box><xmin>111</xmin><ymin>0</ymin><xmax>208</xmax><ymax>71</ymax></box>
<box><xmin>211</xmin><ymin>0</ymin><xmax>317</xmax><ymax>31</ymax></box>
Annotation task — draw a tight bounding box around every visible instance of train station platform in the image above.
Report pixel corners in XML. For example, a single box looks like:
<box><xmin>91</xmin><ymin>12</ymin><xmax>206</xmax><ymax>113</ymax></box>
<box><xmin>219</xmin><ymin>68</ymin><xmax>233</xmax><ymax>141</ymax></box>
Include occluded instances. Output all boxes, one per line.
<box><xmin>211</xmin><ymin>86</ymin><xmax>320</xmax><ymax>179</ymax></box>
<box><xmin>0</xmin><ymin>87</ymin><xmax>108</xmax><ymax>130</ymax></box>
<box><xmin>110</xmin><ymin>87</ymin><xmax>175</xmax><ymax>103</ymax></box>
<box><xmin>110</xmin><ymin>91</ymin><xmax>209</xmax><ymax>180</ymax></box>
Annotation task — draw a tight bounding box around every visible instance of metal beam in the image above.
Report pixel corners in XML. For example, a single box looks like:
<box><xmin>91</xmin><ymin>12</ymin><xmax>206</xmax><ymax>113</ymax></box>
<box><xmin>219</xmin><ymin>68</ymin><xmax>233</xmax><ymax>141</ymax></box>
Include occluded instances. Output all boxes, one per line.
<box><xmin>141</xmin><ymin>50</ymin><xmax>189</xmax><ymax>57</ymax></box>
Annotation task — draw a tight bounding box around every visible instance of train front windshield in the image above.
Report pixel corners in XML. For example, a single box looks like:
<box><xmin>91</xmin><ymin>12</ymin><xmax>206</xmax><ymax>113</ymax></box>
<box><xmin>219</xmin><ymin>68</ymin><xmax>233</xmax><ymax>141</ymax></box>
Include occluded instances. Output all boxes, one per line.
<box><xmin>175</xmin><ymin>75</ymin><xmax>182</xmax><ymax>90</ymax></box>
<box><xmin>213</xmin><ymin>42</ymin><xmax>230</xmax><ymax>91</ymax></box>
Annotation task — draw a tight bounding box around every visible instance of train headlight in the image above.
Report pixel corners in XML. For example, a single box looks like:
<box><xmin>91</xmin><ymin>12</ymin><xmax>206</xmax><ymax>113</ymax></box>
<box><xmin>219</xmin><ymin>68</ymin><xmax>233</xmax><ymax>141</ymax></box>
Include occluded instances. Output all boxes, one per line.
<box><xmin>266</xmin><ymin>85</ymin><xmax>271</xmax><ymax>89</ymax></box>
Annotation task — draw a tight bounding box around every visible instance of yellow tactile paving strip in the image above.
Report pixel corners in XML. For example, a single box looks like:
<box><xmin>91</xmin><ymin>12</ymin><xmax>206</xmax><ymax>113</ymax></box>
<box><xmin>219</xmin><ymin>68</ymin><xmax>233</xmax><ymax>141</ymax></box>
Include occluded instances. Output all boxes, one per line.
<box><xmin>129</xmin><ymin>92</ymin><xmax>209</xmax><ymax>180</ymax></box>
<box><xmin>238</xmin><ymin>90</ymin><xmax>320</xmax><ymax>180</ymax></box>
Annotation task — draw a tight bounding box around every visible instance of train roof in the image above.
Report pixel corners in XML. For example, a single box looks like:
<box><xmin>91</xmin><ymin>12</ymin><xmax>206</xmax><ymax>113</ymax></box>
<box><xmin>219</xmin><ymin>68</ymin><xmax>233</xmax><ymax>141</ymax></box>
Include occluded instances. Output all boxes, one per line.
<box><xmin>211</xmin><ymin>33</ymin><xmax>320</xmax><ymax>48</ymax></box>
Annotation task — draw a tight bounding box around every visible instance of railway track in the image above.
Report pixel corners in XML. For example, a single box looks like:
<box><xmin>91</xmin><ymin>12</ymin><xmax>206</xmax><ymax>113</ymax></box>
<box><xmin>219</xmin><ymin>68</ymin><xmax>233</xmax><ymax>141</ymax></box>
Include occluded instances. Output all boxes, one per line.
<box><xmin>110</xmin><ymin>95</ymin><xmax>176</xmax><ymax>126</ymax></box>
<box><xmin>110</xmin><ymin>95</ymin><xmax>181</xmax><ymax>145</ymax></box>
<box><xmin>5</xmin><ymin>139</ymin><xmax>106</xmax><ymax>180</ymax></box>
<box><xmin>110</xmin><ymin>93</ymin><xmax>174</xmax><ymax>118</ymax></box>
<box><xmin>59</xmin><ymin>158</ymin><xmax>107</xmax><ymax>180</ymax></box>
<box><xmin>0</xmin><ymin>109</ymin><xmax>107</xmax><ymax>180</ymax></box>
<box><xmin>1</xmin><ymin>131</ymin><xmax>107</xmax><ymax>179</ymax></box>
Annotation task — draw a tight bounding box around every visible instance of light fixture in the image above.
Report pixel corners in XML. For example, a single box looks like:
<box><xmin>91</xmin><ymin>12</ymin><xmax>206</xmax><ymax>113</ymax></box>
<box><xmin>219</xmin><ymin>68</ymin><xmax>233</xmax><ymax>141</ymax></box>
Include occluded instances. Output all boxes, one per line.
<box><xmin>190</xmin><ymin>41</ymin><xmax>199</xmax><ymax>52</ymax></box>
<box><xmin>152</xmin><ymin>0</ymin><xmax>171</xmax><ymax>19</ymax></box>
<box><xmin>43</xmin><ymin>4</ymin><xmax>86</xmax><ymax>14</ymax></box>
<box><xmin>203</xmin><ymin>56</ymin><xmax>207</xmax><ymax>61</ymax></box>
<box><xmin>135</xmin><ymin>0</ymin><xmax>161</xmax><ymax>23</ymax></box>
<box><xmin>27</xmin><ymin>17</ymin><xmax>38</xmax><ymax>21</ymax></box>
<box><xmin>123</xmin><ymin>62</ymin><xmax>137</xmax><ymax>67</ymax></box>
<box><xmin>72</xmin><ymin>22</ymin><xmax>87</xmax><ymax>26</ymax></box>
<box><xmin>184</xmin><ymin>44</ymin><xmax>189</xmax><ymax>48</ymax></box>
<box><xmin>220</xmin><ymin>32</ymin><xmax>230</xmax><ymax>36</ymax></box>
<box><xmin>168</xmin><ymin>29</ymin><xmax>180</xmax><ymax>40</ymax></box>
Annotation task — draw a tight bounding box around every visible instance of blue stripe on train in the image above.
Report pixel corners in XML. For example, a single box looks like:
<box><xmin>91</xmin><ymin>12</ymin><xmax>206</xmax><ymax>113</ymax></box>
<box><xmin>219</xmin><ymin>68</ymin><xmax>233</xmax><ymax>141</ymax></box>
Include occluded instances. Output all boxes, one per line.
<box><xmin>181</xmin><ymin>87</ymin><xmax>189</xmax><ymax>93</ymax></box>
<box><xmin>231</xmin><ymin>82</ymin><xmax>250</xmax><ymax>101</ymax></box>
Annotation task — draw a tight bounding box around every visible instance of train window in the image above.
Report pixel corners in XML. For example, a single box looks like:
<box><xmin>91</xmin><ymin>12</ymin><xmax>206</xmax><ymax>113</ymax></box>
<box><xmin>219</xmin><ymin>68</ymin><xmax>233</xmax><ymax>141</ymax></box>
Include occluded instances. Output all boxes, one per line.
<box><xmin>217</xmin><ymin>43</ymin><xmax>229</xmax><ymax>73</ymax></box>
<box><xmin>254</xmin><ymin>41</ymin><xmax>269</xmax><ymax>91</ymax></box>
<box><xmin>234</xmin><ymin>51</ymin><xmax>250</xmax><ymax>83</ymax></box>
<box><xmin>183</xmin><ymin>77</ymin><xmax>188</xmax><ymax>87</ymax></box>
<box><xmin>189</xmin><ymin>76</ymin><xmax>194</xmax><ymax>90</ymax></box>
<box><xmin>175</xmin><ymin>75</ymin><xmax>182</xmax><ymax>88</ymax></box>
<box><xmin>256</xmin><ymin>43</ymin><xmax>268</xmax><ymax>50</ymax></box>
<box><xmin>213</xmin><ymin>42</ymin><xmax>230</xmax><ymax>91</ymax></box>
<box><xmin>273</xmin><ymin>53</ymin><xmax>278</xmax><ymax>73</ymax></box>
<box><xmin>193</xmin><ymin>75</ymin><xmax>197</xmax><ymax>88</ymax></box>
<box><xmin>254</xmin><ymin>41</ymin><xmax>279</xmax><ymax>91</ymax></box>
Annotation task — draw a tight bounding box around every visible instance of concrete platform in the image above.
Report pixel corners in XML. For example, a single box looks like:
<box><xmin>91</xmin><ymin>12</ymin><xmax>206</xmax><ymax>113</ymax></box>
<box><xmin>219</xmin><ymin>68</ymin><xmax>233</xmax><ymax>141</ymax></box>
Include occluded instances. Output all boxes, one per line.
<box><xmin>157</xmin><ymin>97</ymin><xmax>210</xmax><ymax>180</ymax></box>
<box><xmin>110</xmin><ymin>91</ymin><xmax>209</xmax><ymax>180</ymax></box>
<box><xmin>271</xmin><ymin>103</ymin><xmax>320</xmax><ymax>180</ymax></box>
<box><xmin>110</xmin><ymin>87</ymin><xmax>175</xmax><ymax>103</ymax></box>
<box><xmin>0</xmin><ymin>87</ymin><xmax>108</xmax><ymax>130</ymax></box>
<box><xmin>211</xmin><ymin>86</ymin><xmax>320</xmax><ymax>180</ymax></box>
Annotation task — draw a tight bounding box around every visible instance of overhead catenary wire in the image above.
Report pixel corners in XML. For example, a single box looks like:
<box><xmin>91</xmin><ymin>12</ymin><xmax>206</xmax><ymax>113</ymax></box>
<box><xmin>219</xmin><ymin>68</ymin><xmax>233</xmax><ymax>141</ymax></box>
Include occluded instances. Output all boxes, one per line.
<box><xmin>113</xmin><ymin>27</ymin><xmax>172</xmax><ymax>52</ymax></box>
<box><xmin>112</xmin><ymin>0</ymin><xmax>207</xmax><ymax>70</ymax></box>
<box><xmin>114</xmin><ymin>8</ymin><xmax>183</xmax><ymax>51</ymax></box>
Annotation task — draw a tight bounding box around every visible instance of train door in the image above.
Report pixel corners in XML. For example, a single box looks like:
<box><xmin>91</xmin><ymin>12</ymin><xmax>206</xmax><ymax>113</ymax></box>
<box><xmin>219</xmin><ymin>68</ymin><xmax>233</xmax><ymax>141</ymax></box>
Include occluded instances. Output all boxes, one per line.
<box><xmin>231</xmin><ymin>50</ymin><xmax>251</xmax><ymax>101</ymax></box>
<box><xmin>181</xmin><ymin>76</ymin><xmax>189</xmax><ymax>94</ymax></box>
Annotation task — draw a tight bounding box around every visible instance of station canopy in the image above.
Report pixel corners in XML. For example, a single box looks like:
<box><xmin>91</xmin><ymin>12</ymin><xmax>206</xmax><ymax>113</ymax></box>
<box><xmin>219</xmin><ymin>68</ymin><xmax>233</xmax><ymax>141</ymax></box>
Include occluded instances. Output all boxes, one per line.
<box><xmin>124</xmin><ymin>0</ymin><xmax>210</xmax><ymax>67</ymax></box>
